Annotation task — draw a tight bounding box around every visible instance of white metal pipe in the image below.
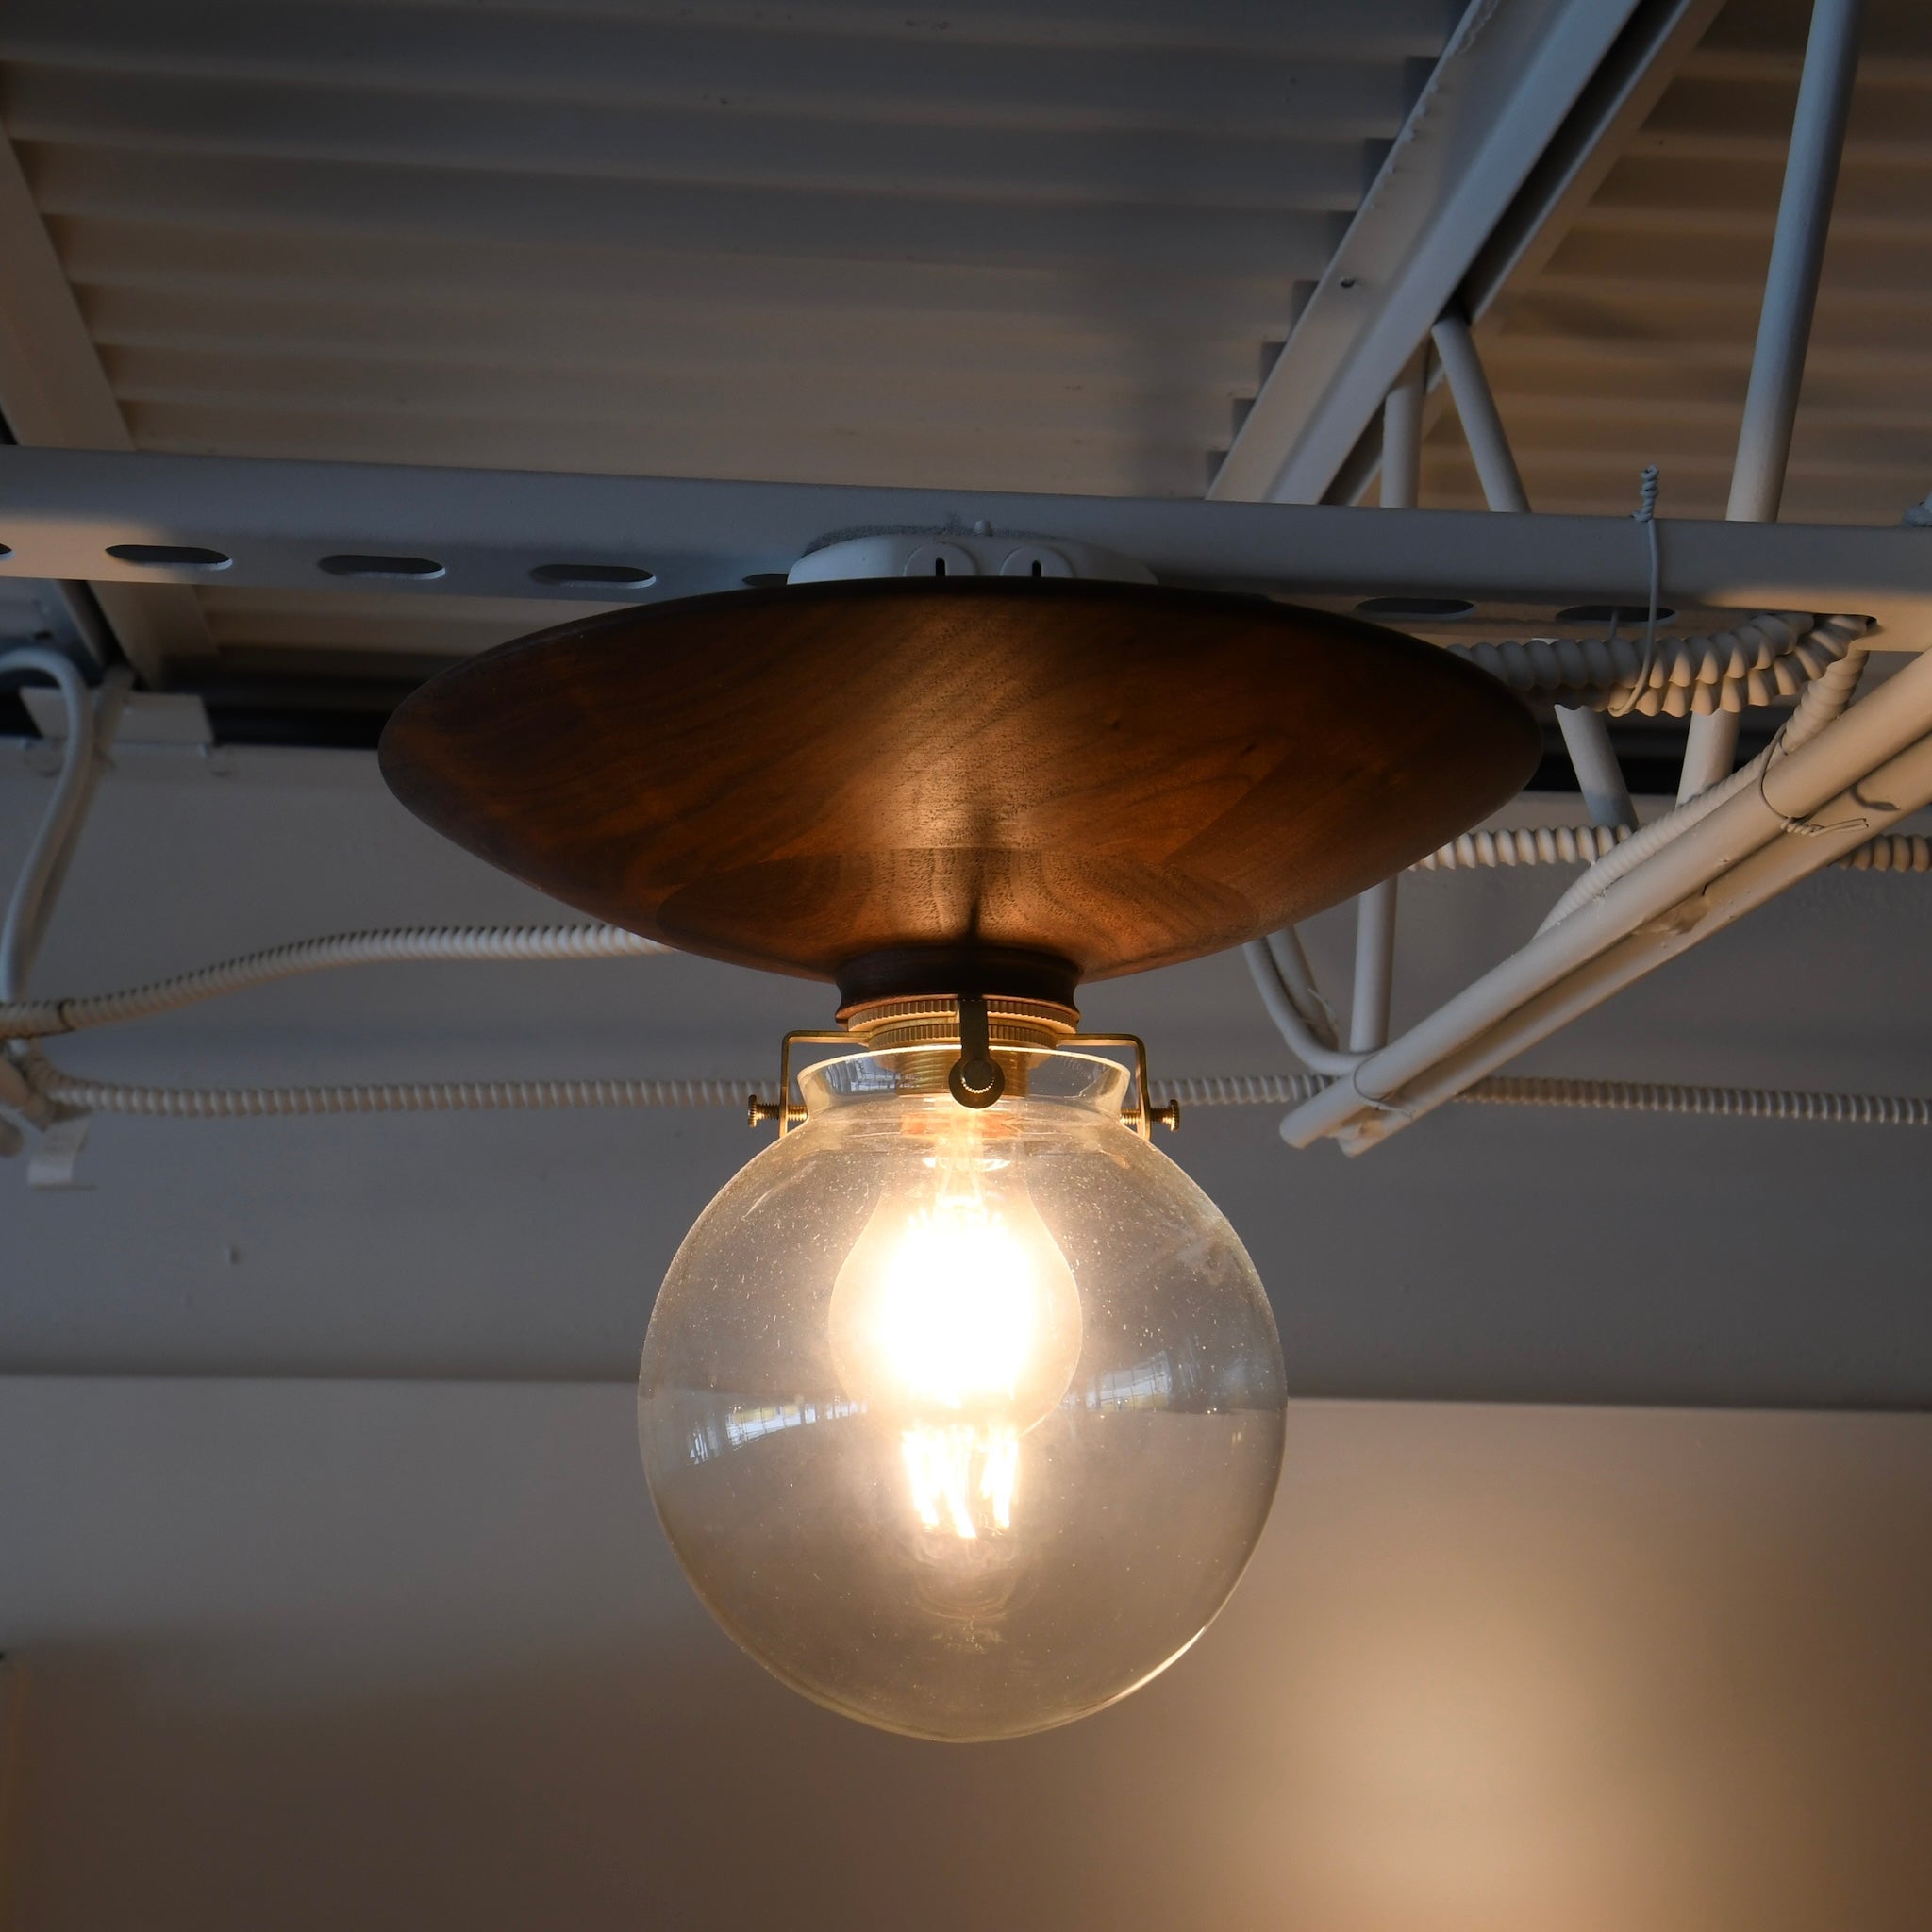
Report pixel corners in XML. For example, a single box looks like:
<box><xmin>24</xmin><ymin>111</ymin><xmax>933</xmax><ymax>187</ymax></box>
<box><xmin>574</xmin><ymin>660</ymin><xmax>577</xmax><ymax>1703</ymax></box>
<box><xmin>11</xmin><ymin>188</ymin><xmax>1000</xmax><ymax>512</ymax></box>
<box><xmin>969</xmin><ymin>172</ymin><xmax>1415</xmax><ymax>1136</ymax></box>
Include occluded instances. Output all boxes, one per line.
<box><xmin>1433</xmin><ymin>306</ymin><xmax>1636</xmax><ymax>828</ymax></box>
<box><xmin>1681</xmin><ymin>0</ymin><xmax>1863</xmax><ymax>805</ymax></box>
<box><xmin>1349</xmin><ymin>879</ymin><xmax>1399</xmax><ymax>1053</ymax></box>
<box><xmin>1727</xmin><ymin>0</ymin><xmax>1865</xmax><ymax>524</ymax></box>
<box><xmin>1556</xmin><ymin>707</ymin><xmax>1640</xmax><ymax>828</ymax></box>
<box><xmin>1430</xmin><ymin>308</ymin><xmax>1529</xmax><ymax>515</ymax></box>
<box><xmin>1381</xmin><ymin>353</ymin><xmax>1425</xmax><ymax>509</ymax></box>
<box><xmin>1279</xmin><ymin>640</ymin><xmax>1932</xmax><ymax>1148</ymax></box>
<box><xmin>1677</xmin><ymin>710</ymin><xmax>1743</xmax><ymax>799</ymax></box>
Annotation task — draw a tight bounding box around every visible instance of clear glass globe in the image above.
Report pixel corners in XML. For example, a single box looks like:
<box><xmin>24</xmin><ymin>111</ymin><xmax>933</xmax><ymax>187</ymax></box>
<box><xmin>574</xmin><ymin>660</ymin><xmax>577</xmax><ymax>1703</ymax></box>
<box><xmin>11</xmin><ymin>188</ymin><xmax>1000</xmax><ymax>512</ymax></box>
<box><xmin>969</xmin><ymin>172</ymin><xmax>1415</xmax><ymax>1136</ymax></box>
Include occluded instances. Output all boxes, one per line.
<box><xmin>638</xmin><ymin>1046</ymin><xmax>1286</xmax><ymax>1741</ymax></box>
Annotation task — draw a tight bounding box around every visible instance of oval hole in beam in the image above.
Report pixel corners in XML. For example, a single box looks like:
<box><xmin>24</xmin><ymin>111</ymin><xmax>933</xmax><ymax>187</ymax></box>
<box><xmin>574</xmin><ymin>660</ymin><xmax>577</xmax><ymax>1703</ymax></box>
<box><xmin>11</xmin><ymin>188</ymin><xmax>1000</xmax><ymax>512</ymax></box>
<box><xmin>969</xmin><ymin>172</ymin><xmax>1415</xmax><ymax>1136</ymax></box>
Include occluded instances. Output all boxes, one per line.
<box><xmin>529</xmin><ymin>562</ymin><xmax>657</xmax><ymax>589</ymax></box>
<box><xmin>107</xmin><ymin>542</ymin><xmax>232</xmax><ymax>570</ymax></box>
<box><xmin>1556</xmin><ymin>603</ymin><xmax>1677</xmax><ymax>625</ymax></box>
<box><xmin>1355</xmin><ymin>595</ymin><xmax>1475</xmax><ymax>622</ymax></box>
<box><xmin>319</xmin><ymin>554</ymin><xmax>447</xmax><ymax>580</ymax></box>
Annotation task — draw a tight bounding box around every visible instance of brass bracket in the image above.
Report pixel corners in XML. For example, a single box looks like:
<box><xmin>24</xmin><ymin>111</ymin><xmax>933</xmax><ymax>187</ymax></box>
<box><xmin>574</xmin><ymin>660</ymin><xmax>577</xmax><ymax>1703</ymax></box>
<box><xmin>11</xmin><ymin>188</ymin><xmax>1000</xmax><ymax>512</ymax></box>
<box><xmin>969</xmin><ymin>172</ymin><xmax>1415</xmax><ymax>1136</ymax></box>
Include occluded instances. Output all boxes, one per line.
<box><xmin>747</xmin><ymin>1027</ymin><xmax>1179</xmax><ymax>1141</ymax></box>
<box><xmin>1068</xmin><ymin>1032</ymin><xmax>1180</xmax><ymax>1140</ymax></box>
<box><xmin>746</xmin><ymin>1030</ymin><xmax>851</xmax><ymax>1136</ymax></box>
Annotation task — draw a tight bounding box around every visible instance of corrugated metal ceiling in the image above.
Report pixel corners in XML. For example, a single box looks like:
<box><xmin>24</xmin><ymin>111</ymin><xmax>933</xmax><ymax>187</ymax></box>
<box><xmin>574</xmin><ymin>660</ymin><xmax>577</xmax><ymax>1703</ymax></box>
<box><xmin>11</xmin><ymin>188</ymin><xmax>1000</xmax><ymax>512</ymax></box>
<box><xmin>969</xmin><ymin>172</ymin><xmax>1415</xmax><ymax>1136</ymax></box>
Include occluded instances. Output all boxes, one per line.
<box><xmin>1</xmin><ymin>0</ymin><xmax>1446</xmax><ymax>491</ymax></box>
<box><xmin>0</xmin><ymin>0</ymin><xmax>1458</xmax><ymax>674</ymax></box>
<box><xmin>0</xmin><ymin>0</ymin><xmax>1924</xmax><ymax>681</ymax></box>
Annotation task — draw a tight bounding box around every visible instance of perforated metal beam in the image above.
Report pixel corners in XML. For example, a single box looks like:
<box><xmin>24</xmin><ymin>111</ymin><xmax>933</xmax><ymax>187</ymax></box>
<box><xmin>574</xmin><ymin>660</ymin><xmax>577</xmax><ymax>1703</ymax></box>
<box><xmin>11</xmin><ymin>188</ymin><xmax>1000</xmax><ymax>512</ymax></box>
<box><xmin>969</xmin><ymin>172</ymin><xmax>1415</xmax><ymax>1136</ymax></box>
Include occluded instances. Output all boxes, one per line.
<box><xmin>0</xmin><ymin>447</ymin><xmax>1924</xmax><ymax>640</ymax></box>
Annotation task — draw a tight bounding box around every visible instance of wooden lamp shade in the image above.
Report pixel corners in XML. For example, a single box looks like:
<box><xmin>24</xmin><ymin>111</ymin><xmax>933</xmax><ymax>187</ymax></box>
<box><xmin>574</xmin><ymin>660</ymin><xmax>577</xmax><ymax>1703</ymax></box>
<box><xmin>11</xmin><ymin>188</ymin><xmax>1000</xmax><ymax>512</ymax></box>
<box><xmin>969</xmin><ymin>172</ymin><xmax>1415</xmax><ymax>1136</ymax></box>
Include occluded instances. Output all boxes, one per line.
<box><xmin>379</xmin><ymin>578</ymin><xmax>1540</xmax><ymax>1009</ymax></box>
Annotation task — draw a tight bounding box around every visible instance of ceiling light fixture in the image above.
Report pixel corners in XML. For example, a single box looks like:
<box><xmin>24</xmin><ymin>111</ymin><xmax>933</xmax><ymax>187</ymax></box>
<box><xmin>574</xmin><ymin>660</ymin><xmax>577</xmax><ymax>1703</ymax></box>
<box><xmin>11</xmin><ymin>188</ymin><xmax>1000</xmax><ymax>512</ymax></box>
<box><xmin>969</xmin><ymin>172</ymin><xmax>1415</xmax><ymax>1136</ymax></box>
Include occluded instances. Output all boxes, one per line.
<box><xmin>380</xmin><ymin>540</ymin><xmax>1537</xmax><ymax>1739</ymax></box>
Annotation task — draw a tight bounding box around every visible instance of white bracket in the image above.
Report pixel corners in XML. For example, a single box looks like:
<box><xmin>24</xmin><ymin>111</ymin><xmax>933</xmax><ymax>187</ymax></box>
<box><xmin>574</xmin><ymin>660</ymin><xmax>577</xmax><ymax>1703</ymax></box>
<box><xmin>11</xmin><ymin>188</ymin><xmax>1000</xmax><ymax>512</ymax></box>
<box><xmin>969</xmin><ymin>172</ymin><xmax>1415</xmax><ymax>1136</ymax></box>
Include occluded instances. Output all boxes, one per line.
<box><xmin>786</xmin><ymin>529</ymin><xmax>1155</xmax><ymax>587</ymax></box>
<box><xmin>25</xmin><ymin>1112</ymin><xmax>91</xmax><ymax>1190</ymax></box>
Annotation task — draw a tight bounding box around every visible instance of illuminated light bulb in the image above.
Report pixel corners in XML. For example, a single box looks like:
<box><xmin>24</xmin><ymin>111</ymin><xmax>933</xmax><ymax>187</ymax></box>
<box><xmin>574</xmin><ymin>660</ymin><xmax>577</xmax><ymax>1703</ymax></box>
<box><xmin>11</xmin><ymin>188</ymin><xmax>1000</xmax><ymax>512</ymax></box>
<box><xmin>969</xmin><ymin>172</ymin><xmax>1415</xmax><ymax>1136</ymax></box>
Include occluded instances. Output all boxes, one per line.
<box><xmin>639</xmin><ymin>1044</ymin><xmax>1286</xmax><ymax>1741</ymax></box>
<box><xmin>827</xmin><ymin>1114</ymin><xmax>1082</xmax><ymax>1554</ymax></box>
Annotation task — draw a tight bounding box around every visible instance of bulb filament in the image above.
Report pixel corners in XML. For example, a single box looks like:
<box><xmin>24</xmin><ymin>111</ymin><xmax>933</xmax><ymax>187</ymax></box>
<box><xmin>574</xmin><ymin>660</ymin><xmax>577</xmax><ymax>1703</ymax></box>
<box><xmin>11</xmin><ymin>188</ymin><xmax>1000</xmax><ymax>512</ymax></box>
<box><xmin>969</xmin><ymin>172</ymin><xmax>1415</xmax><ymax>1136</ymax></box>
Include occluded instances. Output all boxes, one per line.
<box><xmin>901</xmin><ymin>1424</ymin><xmax>1020</xmax><ymax>1540</ymax></box>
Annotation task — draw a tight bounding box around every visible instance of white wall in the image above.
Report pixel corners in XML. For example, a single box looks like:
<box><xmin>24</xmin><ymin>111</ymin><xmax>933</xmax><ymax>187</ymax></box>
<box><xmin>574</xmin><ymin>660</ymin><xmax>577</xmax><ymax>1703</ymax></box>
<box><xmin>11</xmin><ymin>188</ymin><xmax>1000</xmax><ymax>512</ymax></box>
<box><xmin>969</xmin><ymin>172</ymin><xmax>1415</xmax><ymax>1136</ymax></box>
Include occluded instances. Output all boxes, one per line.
<box><xmin>3</xmin><ymin>1379</ymin><xmax>1930</xmax><ymax>1932</ymax></box>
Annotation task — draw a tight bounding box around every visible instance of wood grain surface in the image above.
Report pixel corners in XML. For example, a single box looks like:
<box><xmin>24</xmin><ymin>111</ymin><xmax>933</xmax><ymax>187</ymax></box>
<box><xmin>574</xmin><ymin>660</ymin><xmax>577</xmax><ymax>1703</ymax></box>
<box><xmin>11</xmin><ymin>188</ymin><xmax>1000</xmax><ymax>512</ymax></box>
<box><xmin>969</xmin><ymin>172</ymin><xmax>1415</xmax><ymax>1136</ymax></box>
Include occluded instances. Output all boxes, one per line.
<box><xmin>380</xmin><ymin>578</ymin><xmax>1540</xmax><ymax>995</ymax></box>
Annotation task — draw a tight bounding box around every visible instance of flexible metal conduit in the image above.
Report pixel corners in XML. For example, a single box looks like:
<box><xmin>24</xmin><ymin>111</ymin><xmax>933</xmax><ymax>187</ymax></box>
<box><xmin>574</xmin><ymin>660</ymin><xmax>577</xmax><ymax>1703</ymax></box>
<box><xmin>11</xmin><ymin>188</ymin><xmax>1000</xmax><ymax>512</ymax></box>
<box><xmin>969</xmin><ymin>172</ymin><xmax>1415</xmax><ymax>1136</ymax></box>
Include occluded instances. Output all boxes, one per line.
<box><xmin>1464</xmin><ymin>1077</ymin><xmax>1932</xmax><ymax>1124</ymax></box>
<box><xmin>1416</xmin><ymin>824</ymin><xmax>1631</xmax><ymax>870</ymax></box>
<box><xmin>1448</xmin><ymin>612</ymin><xmax>1869</xmax><ymax>719</ymax></box>
<box><xmin>1416</xmin><ymin>825</ymin><xmax>1932</xmax><ymax>874</ymax></box>
<box><xmin>0</xmin><ymin>924</ymin><xmax>669</xmax><ymax>1039</ymax></box>
<box><xmin>21</xmin><ymin>1053</ymin><xmax>1932</xmax><ymax>1129</ymax></box>
<box><xmin>18</xmin><ymin>1053</ymin><xmax>753</xmax><ymax>1119</ymax></box>
<box><xmin>1166</xmin><ymin>1073</ymin><xmax>1932</xmax><ymax>1124</ymax></box>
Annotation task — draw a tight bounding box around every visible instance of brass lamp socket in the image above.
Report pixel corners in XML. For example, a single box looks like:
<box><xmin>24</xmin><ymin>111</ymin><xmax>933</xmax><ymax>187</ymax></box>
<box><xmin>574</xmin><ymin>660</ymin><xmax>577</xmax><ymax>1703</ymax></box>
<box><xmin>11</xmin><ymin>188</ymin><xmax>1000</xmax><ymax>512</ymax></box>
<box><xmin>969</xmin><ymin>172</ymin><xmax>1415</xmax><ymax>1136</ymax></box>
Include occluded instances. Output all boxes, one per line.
<box><xmin>837</xmin><ymin>993</ymin><xmax>1080</xmax><ymax>1054</ymax></box>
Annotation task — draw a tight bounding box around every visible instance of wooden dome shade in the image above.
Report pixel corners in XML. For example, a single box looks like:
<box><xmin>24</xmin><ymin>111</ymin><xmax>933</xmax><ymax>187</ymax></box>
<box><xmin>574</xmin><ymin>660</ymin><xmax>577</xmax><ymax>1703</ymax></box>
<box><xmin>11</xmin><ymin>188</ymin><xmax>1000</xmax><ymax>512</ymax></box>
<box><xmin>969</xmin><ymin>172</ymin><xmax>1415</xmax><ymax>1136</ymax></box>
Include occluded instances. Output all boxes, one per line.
<box><xmin>380</xmin><ymin>578</ymin><xmax>1540</xmax><ymax>1008</ymax></box>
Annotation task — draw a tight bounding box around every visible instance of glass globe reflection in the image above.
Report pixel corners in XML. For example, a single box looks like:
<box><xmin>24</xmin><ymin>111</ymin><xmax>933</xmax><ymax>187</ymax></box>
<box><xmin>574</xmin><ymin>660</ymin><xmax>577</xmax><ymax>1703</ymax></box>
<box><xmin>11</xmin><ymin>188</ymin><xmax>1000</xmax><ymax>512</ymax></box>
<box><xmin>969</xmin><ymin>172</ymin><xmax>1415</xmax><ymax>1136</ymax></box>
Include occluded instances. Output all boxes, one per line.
<box><xmin>638</xmin><ymin>1046</ymin><xmax>1286</xmax><ymax>1741</ymax></box>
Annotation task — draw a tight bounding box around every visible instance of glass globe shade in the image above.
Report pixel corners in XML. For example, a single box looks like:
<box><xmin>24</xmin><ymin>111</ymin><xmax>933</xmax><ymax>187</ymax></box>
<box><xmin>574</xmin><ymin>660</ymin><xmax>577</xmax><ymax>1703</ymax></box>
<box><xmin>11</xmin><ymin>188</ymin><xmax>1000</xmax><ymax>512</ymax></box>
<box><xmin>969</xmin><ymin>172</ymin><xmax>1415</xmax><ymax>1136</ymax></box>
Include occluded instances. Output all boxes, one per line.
<box><xmin>638</xmin><ymin>1045</ymin><xmax>1286</xmax><ymax>1741</ymax></box>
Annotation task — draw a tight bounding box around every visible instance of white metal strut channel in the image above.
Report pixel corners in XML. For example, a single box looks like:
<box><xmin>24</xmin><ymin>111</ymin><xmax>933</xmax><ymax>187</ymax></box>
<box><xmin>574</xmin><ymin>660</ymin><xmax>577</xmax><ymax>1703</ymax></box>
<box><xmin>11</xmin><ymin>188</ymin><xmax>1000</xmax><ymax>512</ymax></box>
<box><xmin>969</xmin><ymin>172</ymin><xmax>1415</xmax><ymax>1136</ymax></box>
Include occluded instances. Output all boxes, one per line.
<box><xmin>0</xmin><ymin>449</ymin><xmax>1924</xmax><ymax>636</ymax></box>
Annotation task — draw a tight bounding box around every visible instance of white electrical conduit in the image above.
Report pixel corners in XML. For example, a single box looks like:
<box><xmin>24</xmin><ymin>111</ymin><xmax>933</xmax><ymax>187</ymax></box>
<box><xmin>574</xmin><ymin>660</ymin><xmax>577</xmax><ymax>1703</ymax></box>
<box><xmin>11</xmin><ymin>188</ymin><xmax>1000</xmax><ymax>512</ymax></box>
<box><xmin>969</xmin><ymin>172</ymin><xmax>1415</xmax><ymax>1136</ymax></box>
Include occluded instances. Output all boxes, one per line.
<box><xmin>19</xmin><ymin>1050</ymin><xmax>1932</xmax><ymax>1130</ymax></box>
<box><xmin>0</xmin><ymin>650</ymin><xmax>130</xmax><ymax>1004</ymax></box>
<box><xmin>0</xmin><ymin>923</ymin><xmax>669</xmax><ymax>1039</ymax></box>
<box><xmin>1449</xmin><ymin>612</ymin><xmax>1870</xmax><ymax>719</ymax></box>
<box><xmin>1349</xmin><ymin>878</ymin><xmax>1398</xmax><ymax>1053</ymax></box>
<box><xmin>1278</xmin><ymin>641</ymin><xmax>1932</xmax><ymax>1153</ymax></box>
<box><xmin>1243</xmin><ymin>937</ymin><xmax>1363</xmax><ymax>1076</ymax></box>
<box><xmin>1539</xmin><ymin>646</ymin><xmax>1867</xmax><ymax>932</ymax></box>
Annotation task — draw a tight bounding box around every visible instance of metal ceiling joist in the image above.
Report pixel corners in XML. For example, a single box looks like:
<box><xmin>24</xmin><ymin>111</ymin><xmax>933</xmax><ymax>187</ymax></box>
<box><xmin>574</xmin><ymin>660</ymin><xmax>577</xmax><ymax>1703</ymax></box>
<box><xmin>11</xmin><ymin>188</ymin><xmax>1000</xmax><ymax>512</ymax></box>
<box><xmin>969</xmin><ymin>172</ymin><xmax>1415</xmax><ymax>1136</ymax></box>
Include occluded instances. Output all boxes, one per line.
<box><xmin>0</xmin><ymin>113</ymin><xmax>214</xmax><ymax>681</ymax></box>
<box><xmin>1317</xmin><ymin>0</ymin><xmax>1729</xmax><ymax>508</ymax></box>
<box><xmin>1208</xmin><ymin>0</ymin><xmax>1667</xmax><ymax>506</ymax></box>
<box><xmin>0</xmin><ymin>447</ymin><xmax>1924</xmax><ymax>638</ymax></box>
